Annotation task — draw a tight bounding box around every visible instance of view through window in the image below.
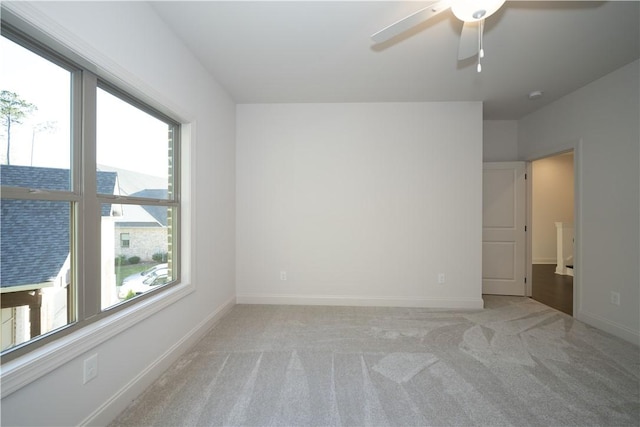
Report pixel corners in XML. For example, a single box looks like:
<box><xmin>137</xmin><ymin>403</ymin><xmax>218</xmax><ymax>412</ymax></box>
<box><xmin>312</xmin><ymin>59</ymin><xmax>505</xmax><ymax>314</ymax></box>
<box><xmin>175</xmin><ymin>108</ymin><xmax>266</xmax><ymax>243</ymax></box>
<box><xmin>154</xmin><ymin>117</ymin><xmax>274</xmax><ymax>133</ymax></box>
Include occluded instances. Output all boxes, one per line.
<box><xmin>97</xmin><ymin>87</ymin><xmax>178</xmax><ymax>310</ymax></box>
<box><xmin>1</xmin><ymin>26</ymin><xmax>180</xmax><ymax>356</ymax></box>
<box><xmin>1</xmin><ymin>35</ymin><xmax>73</xmax><ymax>351</ymax></box>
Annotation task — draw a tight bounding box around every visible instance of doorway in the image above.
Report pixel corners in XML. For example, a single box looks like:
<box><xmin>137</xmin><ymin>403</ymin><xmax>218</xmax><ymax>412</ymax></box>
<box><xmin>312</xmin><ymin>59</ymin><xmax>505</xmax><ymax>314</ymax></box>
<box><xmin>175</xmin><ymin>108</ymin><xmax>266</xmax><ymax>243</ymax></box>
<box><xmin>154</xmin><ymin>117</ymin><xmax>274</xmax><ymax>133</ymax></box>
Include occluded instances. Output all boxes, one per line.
<box><xmin>530</xmin><ymin>151</ymin><xmax>574</xmax><ymax>315</ymax></box>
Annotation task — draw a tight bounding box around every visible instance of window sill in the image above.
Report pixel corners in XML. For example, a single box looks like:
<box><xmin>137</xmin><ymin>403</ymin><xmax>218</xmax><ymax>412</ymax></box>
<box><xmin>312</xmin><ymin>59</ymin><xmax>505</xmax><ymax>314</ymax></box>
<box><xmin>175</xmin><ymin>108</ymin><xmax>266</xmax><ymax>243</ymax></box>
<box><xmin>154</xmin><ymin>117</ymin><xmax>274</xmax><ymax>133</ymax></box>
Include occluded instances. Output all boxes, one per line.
<box><xmin>0</xmin><ymin>281</ymin><xmax>194</xmax><ymax>398</ymax></box>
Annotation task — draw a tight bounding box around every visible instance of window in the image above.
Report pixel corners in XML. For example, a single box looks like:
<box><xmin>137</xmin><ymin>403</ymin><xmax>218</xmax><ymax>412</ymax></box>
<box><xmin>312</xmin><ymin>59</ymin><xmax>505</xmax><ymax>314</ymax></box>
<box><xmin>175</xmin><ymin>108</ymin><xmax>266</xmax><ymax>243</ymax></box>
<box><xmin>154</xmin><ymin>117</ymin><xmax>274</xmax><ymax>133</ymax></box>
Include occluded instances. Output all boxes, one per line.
<box><xmin>120</xmin><ymin>233</ymin><xmax>130</xmax><ymax>248</ymax></box>
<box><xmin>0</xmin><ymin>23</ymin><xmax>180</xmax><ymax>358</ymax></box>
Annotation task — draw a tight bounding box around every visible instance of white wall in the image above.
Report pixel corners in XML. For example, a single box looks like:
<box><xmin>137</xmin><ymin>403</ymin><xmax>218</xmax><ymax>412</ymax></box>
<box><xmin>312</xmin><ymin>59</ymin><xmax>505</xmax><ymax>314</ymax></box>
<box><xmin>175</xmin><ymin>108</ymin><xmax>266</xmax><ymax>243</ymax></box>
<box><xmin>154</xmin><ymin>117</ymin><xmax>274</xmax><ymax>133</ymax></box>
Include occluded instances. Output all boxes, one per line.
<box><xmin>483</xmin><ymin>120</ymin><xmax>518</xmax><ymax>162</ymax></box>
<box><xmin>237</xmin><ymin>102</ymin><xmax>483</xmax><ymax>308</ymax></box>
<box><xmin>532</xmin><ymin>153</ymin><xmax>574</xmax><ymax>263</ymax></box>
<box><xmin>1</xmin><ymin>2</ymin><xmax>236</xmax><ymax>426</ymax></box>
<box><xmin>519</xmin><ymin>60</ymin><xmax>639</xmax><ymax>344</ymax></box>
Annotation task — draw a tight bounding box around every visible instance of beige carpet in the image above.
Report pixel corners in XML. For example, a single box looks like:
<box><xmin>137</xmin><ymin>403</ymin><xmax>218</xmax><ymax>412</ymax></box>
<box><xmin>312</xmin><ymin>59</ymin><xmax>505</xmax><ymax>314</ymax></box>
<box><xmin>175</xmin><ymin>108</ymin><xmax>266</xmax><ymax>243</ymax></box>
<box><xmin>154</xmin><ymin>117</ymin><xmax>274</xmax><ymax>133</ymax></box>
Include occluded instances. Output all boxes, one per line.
<box><xmin>110</xmin><ymin>296</ymin><xmax>639</xmax><ymax>426</ymax></box>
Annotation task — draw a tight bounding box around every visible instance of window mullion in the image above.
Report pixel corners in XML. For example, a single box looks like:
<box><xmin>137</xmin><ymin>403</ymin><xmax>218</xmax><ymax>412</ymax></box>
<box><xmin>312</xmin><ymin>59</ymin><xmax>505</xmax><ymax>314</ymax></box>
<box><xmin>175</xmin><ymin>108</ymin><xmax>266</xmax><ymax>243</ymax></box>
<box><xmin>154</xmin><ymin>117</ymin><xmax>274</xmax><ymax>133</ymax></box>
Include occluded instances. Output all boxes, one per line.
<box><xmin>80</xmin><ymin>71</ymin><xmax>101</xmax><ymax>320</ymax></box>
<box><xmin>69</xmin><ymin>68</ymin><xmax>83</xmax><ymax>325</ymax></box>
<box><xmin>96</xmin><ymin>195</ymin><xmax>179</xmax><ymax>207</ymax></box>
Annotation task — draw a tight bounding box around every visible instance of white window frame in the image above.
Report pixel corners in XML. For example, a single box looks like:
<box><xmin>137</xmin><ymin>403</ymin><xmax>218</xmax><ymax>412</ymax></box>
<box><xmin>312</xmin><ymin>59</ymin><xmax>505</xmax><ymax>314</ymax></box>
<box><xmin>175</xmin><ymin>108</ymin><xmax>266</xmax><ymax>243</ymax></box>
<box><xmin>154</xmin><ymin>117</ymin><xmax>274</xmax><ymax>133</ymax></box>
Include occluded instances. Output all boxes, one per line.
<box><xmin>0</xmin><ymin>6</ymin><xmax>196</xmax><ymax>397</ymax></box>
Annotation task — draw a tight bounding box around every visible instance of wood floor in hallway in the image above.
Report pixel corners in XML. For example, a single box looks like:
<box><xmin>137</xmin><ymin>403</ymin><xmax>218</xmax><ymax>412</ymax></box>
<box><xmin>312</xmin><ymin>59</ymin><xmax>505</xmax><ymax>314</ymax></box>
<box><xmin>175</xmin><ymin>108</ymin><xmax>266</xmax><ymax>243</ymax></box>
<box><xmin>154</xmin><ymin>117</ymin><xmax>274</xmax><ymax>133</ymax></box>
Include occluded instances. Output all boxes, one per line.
<box><xmin>532</xmin><ymin>264</ymin><xmax>573</xmax><ymax>315</ymax></box>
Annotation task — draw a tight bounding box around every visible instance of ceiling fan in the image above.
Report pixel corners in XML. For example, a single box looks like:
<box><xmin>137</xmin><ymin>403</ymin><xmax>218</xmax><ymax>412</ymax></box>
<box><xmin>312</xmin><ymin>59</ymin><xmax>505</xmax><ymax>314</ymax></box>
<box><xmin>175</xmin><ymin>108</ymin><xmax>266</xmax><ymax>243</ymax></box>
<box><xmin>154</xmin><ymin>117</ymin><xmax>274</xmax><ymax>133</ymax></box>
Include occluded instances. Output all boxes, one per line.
<box><xmin>371</xmin><ymin>0</ymin><xmax>507</xmax><ymax>72</ymax></box>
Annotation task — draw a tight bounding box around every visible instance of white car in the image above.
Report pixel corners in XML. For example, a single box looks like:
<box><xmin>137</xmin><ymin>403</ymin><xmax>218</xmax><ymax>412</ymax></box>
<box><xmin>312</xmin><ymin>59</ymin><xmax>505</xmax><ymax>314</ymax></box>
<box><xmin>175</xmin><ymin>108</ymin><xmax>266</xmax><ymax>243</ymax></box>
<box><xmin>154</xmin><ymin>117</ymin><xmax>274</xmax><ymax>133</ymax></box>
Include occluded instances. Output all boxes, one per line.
<box><xmin>118</xmin><ymin>264</ymin><xmax>169</xmax><ymax>299</ymax></box>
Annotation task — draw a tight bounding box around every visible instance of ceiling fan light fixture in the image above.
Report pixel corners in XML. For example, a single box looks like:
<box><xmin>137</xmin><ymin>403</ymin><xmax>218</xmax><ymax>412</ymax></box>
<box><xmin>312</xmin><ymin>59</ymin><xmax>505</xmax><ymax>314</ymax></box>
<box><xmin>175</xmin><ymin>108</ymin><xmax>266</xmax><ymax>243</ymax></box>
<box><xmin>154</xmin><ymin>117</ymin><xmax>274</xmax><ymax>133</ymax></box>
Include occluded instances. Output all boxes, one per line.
<box><xmin>451</xmin><ymin>0</ymin><xmax>506</xmax><ymax>22</ymax></box>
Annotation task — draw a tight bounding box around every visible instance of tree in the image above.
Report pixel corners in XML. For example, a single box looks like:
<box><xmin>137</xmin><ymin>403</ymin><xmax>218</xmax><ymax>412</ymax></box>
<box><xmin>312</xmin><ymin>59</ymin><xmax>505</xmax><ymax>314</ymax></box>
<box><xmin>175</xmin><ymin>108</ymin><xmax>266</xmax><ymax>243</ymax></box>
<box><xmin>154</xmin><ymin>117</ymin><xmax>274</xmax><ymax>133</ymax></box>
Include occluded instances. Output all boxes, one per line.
<box><xmin>31</xmin><ymin>121</ymin><xmax>57</xmax><ymax>166</ymax></box>
<box><xmin>1</xmin><ymin>90</ymin><xmax>37</xmax><ymax>165</ymax></box>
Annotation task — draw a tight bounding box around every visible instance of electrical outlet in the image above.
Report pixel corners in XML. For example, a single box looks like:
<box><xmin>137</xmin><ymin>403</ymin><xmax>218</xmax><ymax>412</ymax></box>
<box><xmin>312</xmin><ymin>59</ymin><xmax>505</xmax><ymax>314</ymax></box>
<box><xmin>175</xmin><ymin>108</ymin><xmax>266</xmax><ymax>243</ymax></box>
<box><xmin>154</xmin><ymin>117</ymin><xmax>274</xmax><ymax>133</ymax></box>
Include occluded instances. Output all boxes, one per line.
<box><xmin>83</xmin><ymin>353</ymin><xmax>98</xmax><ymax>384</ymax></box>
<box><xmin>280</xmin><ymin>271</ymin><xmax>287</xmax><ymax>281</ymax></box>
<box><xmin>610</xmin><ymin>291</ymin><xmax>620</xmax><ymax>306</ymax></box>
<box><xmin>437</xmin><ymin>273</ymin><xmax>446</xmax><ymax>284</ymax></box>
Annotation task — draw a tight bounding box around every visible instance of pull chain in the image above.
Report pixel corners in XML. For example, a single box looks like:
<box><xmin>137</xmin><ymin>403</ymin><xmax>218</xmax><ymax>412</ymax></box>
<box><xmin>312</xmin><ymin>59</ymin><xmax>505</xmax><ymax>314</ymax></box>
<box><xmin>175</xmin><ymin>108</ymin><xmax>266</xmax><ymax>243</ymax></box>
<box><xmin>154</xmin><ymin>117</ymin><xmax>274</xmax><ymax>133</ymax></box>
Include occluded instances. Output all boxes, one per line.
<box><xmin>477</xmin><ymin>19</ymin><xmax>485</xmax><ymax>73</ymax></box>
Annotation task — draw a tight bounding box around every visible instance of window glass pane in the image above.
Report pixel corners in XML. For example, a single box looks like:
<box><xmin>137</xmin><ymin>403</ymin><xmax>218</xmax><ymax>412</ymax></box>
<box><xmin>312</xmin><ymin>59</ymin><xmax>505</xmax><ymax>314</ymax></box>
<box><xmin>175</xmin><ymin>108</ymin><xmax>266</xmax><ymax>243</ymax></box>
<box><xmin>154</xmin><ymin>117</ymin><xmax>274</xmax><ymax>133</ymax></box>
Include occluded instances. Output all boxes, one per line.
<box><xmin>0</xmin><ymin>199</ymin><xmax>73</xmax><ymax>351</ymax></box>
<box><xmin>102</xmin><ymin>204</ymin><xmax>176</xmax><ymax>308</ymax></box>
<box><xmin>96</xmin><ymin>88</ymin><xmax>174</xmax><ymax>198</ymax></box>
<box><xmin>0</xmin><ymin>36</ymin><xmax>71</xmax><ymax>189</ymax></box>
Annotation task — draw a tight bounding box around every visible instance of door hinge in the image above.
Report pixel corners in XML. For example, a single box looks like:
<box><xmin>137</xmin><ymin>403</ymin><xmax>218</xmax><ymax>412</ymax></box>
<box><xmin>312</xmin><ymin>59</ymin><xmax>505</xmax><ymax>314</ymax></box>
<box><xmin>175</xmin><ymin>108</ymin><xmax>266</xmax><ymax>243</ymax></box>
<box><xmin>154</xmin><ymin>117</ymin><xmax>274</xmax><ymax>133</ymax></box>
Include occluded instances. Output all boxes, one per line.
<box><xmin>525</xmin><ymin>225</ymin><xmax>527</xmax><ymax>232</ymax></box>
<box><xmin>524</xmin><ymin>277</ymin><xmax>527</xmax><ymax>284</ymax></box>
<box><xmin>525</xmin><ymin>173</ymin><xmax>527</xmax><ymax>180</ymax></box>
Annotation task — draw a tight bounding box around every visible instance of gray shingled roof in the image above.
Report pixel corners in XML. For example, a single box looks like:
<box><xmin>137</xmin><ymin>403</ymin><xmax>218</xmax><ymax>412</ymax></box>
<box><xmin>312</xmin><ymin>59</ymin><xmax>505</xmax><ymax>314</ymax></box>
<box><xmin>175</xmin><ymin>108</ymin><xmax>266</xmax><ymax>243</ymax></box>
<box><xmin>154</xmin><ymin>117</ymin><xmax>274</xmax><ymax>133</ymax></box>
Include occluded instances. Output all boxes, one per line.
<box><xmin>1</xmin><ymin>165</ymin><xmax>117</xmax><ymax>288</ymax></box>
<box><xmin>97</xmin><ymin>164</ymin><xmax>166</xmax><ymax>196</ymax></box>
<box><xmin>131</xmin><ymin>189</ymin><xmax>169</xmax><ymax>226</ymax></box>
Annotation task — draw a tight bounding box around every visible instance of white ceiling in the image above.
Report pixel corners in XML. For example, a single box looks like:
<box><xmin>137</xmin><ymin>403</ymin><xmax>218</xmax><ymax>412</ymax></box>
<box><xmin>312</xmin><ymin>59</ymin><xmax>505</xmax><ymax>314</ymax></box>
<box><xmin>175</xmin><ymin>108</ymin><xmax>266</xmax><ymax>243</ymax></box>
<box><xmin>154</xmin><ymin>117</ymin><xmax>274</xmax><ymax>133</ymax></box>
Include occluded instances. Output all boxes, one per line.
<box><xmin>151</xmin><ymin>1</ymin><xmax>639</xmax><ymax>120</ymax></box>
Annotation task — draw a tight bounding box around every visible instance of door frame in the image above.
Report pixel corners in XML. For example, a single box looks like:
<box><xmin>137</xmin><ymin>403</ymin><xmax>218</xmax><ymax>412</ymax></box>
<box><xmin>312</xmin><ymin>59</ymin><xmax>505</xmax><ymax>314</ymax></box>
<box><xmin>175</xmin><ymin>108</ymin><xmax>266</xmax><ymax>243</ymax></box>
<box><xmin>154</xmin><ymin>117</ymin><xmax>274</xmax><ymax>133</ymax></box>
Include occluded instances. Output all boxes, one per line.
<box><xmin>524</xmin><ymin>139</ymin><xmax>582</xmax><ymax>317</ymax></box>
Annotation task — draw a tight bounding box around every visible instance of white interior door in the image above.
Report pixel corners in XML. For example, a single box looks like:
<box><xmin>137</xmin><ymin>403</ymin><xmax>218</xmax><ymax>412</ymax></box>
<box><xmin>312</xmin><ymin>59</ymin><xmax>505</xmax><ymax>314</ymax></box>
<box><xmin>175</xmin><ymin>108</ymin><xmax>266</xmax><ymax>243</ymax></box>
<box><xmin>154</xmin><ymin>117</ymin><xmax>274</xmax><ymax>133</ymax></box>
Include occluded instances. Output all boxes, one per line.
<box><xmin>483</xmin><ymin>162</ymin><xmax>526</xmax><ymax>295</ymax></box>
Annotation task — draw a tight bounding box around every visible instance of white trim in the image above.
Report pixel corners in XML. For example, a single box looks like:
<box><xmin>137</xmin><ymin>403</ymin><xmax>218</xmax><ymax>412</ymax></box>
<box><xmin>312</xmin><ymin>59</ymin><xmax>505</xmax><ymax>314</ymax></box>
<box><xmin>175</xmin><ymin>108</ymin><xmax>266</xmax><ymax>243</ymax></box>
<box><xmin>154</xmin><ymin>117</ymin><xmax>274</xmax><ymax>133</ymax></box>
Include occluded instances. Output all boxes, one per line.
<box><xmin>576</xmin><ymin>310</ymin><xmax>640</xmax><ymax>346</ymax></box>
<box><xmin>525</xmin><ymin>161</ymin><xmax>533</xmax><ymax>297</ymax></box>
<box><xmin>0</xmin><ymin>282</ymin><xmax>194</xmax><ymax>398</ymax></box>
<box><xmin>522</xmin><ymin>141</ymin><xmax>576</xmax><ymax>164</ymax></box>
<box><xmin>573</xmin><ymin>139</ymin><xmax>583</xmax><ymax>323</ymax></box>
<box><xmin>236</xmin><ymin>294</ymin><xmax>484</xmax><ymax>310</ymax></box>
<box><xmin>532</xmin><ymin>259</ymin><xmax>557</xmax><ymax>265</ymax></box>
<box><xmin>180</xmin><ymin>121</ymin><xmax>195</xmax><ymax>288</ymax></box>
<box><xmin>79</xmin><ymin>296</ymin><xmax>236</xmax><ymax>427</ymax></box>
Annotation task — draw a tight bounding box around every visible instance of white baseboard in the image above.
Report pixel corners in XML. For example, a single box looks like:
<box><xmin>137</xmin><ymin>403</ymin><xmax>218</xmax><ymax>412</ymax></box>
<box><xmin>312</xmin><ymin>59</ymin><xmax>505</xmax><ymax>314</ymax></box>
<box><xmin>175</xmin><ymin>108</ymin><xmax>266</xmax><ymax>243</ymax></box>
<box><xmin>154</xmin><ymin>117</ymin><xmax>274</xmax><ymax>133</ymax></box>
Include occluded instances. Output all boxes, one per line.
<box><xmin>81</xmin><ymin>295</ymin><xmax>236</xmax><ymax>427</ymax></box>
<box><xmin>533</xmin><ymin>258</ymin><xmax>556</xmax><ymax>264</ymax></box>
<box><xmin>236</xmin><ymin>294</ymin><xmax>484</xmax><ymax>310</ymax></box>
<box><xmin>576</xmin><ymin>310</ymin><xmax>640</xmax><ymax>346</ymax></box>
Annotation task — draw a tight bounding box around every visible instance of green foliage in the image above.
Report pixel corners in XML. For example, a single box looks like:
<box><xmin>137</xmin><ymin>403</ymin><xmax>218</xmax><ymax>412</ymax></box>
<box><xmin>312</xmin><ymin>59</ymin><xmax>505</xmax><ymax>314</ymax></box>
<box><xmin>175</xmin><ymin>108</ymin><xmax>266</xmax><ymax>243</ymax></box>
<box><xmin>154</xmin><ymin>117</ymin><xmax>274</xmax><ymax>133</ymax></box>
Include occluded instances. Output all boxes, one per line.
<box><xmin>124</xmin><ymin>289</ymin><xmax>137</xmax><ymax>300</ymax></box>
<box><xmin>152</xmin><ymin>252</ymin><xmax>168</xmax><ymax>262</ymax></box>
<box><xmin>1</xmin><ymin>90</ymin><xmax>37</xmax><ymax>165</ymax></box>
<box><xmin>115</xmin><ymin>254</ymin><xmax>128</xmax><ymax>266</ymax></box>
<box><xmin>115</xmin><ymin>263</ymin><xmax>150</xmax><ymax>286</ymax></box>
<box><xmin>128</xmin><ymin>256</ymin><xmax>141</xmax><ymax>264</ymax></box>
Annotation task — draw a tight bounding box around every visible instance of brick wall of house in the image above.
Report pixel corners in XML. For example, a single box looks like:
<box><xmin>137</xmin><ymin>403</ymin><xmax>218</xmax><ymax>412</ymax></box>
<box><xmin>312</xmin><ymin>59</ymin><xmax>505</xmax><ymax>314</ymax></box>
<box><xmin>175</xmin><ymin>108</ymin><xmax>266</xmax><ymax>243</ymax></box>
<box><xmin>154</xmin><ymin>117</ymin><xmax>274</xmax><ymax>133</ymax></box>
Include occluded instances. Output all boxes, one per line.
<box><xmin>116</xmin><ymin>227</ymin><xmax>168</xmax><ymax>262</ymax></box>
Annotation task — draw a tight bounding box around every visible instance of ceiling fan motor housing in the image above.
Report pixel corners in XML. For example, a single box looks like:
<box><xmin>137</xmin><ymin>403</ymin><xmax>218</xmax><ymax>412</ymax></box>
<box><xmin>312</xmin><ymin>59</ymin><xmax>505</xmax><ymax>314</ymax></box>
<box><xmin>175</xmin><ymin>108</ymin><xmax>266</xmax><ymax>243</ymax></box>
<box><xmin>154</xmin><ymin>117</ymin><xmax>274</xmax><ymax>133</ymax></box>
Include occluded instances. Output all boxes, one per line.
<box><xmin>451</xmin><ymin>0</ymin><xmax>506</xmax><ymax>22</ymax></box>
<box><xmin>472</xmin><ymin>10</ymin><xmax>486</xmax><ymax>20</ymax></box>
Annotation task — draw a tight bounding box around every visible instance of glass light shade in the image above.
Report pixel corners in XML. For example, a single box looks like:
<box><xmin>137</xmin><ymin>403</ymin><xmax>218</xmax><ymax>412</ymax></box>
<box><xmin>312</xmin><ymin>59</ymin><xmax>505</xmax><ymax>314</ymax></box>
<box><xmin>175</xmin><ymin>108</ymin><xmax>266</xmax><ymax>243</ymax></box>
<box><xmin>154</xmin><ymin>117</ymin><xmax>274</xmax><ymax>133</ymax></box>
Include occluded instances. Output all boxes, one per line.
<box><xmin>451</xmin><ymin>0</ymin><xmax>506</xmax><ymax>22</ymax></box>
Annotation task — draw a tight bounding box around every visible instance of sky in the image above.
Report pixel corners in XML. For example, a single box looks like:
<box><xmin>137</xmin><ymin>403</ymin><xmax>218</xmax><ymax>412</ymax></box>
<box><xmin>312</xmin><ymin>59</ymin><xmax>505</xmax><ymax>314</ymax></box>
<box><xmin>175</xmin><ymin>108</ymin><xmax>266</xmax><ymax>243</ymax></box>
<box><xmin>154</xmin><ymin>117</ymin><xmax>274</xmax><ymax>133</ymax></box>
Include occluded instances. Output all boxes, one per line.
<box><xmin>1</xmin><ymin>35</ymin><xmax>170</xmax><ymax>180</ymax></box>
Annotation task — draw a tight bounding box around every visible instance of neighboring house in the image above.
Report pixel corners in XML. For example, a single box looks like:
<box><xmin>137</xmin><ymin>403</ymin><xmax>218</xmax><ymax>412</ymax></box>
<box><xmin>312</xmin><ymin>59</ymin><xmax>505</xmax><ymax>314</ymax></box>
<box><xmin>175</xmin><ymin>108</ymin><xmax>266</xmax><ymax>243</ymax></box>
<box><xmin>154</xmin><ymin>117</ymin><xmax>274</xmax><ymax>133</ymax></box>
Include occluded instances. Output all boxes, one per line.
<box><xmin>0</xmin><ymin>165</ymin><xmax>119</xmax><ymax>349</ymax></box>
<box><xmin>114</xmin><ymin>190</ymin><xmax>169</xmax><ymax>262</ymax></box>
<box><xmin>97</xmin><ymin>166</ymin><xmax>170</xmax><ymax>263</ymax></box>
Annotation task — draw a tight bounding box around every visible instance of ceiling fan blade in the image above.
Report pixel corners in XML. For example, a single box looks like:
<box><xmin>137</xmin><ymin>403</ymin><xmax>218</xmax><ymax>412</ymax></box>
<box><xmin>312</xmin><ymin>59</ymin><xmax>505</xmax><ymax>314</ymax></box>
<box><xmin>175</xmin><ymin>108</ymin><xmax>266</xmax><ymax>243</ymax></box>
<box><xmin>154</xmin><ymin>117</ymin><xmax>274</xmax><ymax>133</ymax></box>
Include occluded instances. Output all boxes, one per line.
<box><xmin>458</xmin><ymin>21</ymin><xmax>480</xmax><ymax>60</ymax></box>
<box><xmin>371</xmin><ymin>0</ymin><xmax>452</xmax><ymax>44</ymax></box>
